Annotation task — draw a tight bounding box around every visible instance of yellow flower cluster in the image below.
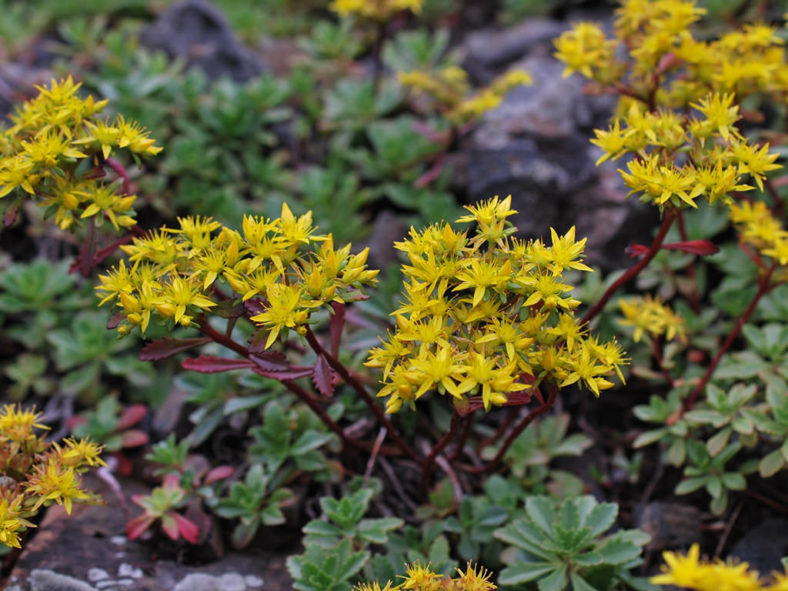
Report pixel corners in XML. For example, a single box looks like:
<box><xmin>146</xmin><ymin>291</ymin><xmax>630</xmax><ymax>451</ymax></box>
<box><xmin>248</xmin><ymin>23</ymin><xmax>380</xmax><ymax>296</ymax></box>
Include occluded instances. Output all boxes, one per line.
<box><xmin>0</xmin><ymin>405</ymin><xmax>105</xmax><ymax>548</ymax></box>
<box><xmin>356</xmin><ymin>562</ymin><xmax>496</xmax><ymax>591</ymax></box>
<box><xmin>652</xmin><ymin>544</ymin><xmax>788</xmax><ymax>591</ymax></box>
<box><xmin>365</xmin><ymin>196</ymin><xmax>626</xmax><ymax>413</ymax></box>
<box><xmin>555</xmin><ymin>0</ymin><xmax>788</xmax><ymax>106</ymax></box>
<box><xmin>398</xmin><ymin>67</ymin><xmax>532</xmax><ymax>124</ymax></box>
<box><xmin>618</xmin><ymin>294</ymin><xmax>686</xmax><ymax>343</ymax></box>
<box><xmin>96</xmin><ymin>204</ymin><xmax>379</xmax><ymax>344</ymax></box>
<box><xmin>0</xmin><ymin>77</ymin><xmax>161</xmax><ymax>231</ymax></box>
<box><xmin>729</xmin><ymin>201</ymin><xmax>788</xmax><ymax>268</ymax></box>
<box><xmin>330</xmin><ymin>0</ymin><xmax>421</xmax><ymax>20</ymax></box>
<box><xmin>592</xmin><ymin>94</ymin><xmax>779</xmax><ymax>210</ymax></box>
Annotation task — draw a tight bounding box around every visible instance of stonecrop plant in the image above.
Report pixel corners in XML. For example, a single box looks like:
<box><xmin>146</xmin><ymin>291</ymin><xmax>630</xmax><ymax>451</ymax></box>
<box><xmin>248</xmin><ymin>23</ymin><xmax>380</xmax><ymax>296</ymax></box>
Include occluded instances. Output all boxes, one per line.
<box><xmin>0</xmin><ymin>404</ymin><xmax>104</xmax><ymax>549</ymax></box>
<box><xmin>0</xmin><ymin>76</ymin><xmax>160</xmax><ymax>233</ymax></box>
<box><xmin>366</xmin><ymin>195</ymin><xmax>626</xmax><ymax>414</ymax></box>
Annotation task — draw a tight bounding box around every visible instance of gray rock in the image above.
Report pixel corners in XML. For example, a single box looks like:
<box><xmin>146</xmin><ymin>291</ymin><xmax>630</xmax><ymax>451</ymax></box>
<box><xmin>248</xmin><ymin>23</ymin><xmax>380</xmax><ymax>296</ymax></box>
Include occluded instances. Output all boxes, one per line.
<box><xmin>465</xmin><ymin>53</ymin><xmax>652</xmax><ymax>268</ymax></box>
<box><xmin>141</xmin><ymin>0</ymin><xmax>264</xmax><ymax>82</ymax></box>
<box><xmin>731</xmin><ymin>519</ymin><xmax>788</xmax><ymax>575</ymax></box>
<box><xmin>29</xmin><ymin>570</ymin><xmax>96</xmax><ymax>591</ymax></box>
<box><xmin>463</xmin><ymin>19</ymin><xmax>568</xmax><ymax>83</ymax></box>
<box><xmin>172</xmin><ymin>573</ymin><xmax>247</xmax><ymax>591</ymax></box>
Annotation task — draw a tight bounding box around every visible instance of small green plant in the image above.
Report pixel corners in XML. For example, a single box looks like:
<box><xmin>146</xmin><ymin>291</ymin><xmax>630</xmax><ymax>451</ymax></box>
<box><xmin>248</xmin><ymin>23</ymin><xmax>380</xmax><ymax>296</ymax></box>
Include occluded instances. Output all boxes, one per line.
<box><xmin>494</xmin><ymin>496</ymin><xmax>654</xmax><ymax>591</ymax></box>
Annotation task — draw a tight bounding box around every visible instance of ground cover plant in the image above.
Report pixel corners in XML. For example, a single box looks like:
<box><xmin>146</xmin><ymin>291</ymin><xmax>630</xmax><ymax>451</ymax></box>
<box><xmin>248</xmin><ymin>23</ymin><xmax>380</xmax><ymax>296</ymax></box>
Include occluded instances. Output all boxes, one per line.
<box><xmin>0</xmin><ymin>0</ymin><xmax>787</xmax><ymax>589</ymax></box>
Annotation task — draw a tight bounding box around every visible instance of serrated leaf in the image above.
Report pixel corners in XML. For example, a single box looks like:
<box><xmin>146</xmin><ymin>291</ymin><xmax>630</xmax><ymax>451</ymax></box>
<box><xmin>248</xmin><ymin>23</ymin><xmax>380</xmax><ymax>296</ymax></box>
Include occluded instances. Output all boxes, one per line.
<box><xmin>139</xmin><ymin>337</ymin><xmax>211</xmax><ymax>361</ymax></box>
<box><xmin>182</xmin><ymin>355</ymin><xmax>254</xmax><ymax>373</ymax></box>
<box><xmin>585</xmin><ymin>503</ymin><xmax>617</xmax><ymax>537</ymax></box>
<box><xmin>312</xmin><ymin>354</ymin><xmax>335</xmax><ymax>397</ymax></box>
<box><xmin>526</xmin><ymin>497</ymin><xmax>557</xmax><ymax>536</ymax></box>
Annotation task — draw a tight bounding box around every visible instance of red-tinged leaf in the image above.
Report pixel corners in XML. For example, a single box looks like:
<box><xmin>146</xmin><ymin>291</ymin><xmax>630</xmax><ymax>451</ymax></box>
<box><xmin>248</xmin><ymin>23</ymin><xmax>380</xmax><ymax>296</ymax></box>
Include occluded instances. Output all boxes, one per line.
<box><xmin>106</xmin><ymin>313</ymin><xmax>125</xmax><ymax>329</ymax></box>
<box><xmin>415</xmin><ymin>153</ymin><xmax>447</xmax><ymax>188</ymax></box>
<box><xmin>130</xmin><ymin>494</ymin><xmax>147</xmax><ymax>507</ymax></box>
<box><xmin>120</xmin><ymin>429</ymin><xmax>150</xmax><ymax>448</ymax></box>
<box><xmin>126</xmin><ymin>514</ymin><xmax>153</xmax><ymax>540</ymax></box>
<box><xmin>173</xmin><ymin>512</ymin><xmax>200</xmax><ymax>544</ymax></box>
<box><xmin>249</xmin><ymin>351</ymin><xmax>289</xmax><ymax>372</ymax></box>
<box><xmin>773</xmin><ymin>175</ymin><xmax>788</xmax><ymax>188</ymax></box>
<box><xmin>139</xmin><ymin>338</ymin><xmax>211</xmax><ymax>361</ymax></box>
<box><xmin>111</xmin><ymin>452</ymin><xmax>134</xmax><ymax>477</ymax></box>
<box><xmin>329</xmin><ymin>302</ymin><xmax>346</xmax><ymax>357</ymax></box>
<box><xmin>66</xmin><ymin>415</ymin><xmax>87</xmax><ymax>431</ymax></box>
<box><xmin>625</xmin><ymin>243</ymin><xmax>650</xmax><ymax>258</ymax></box>
<box><xmin>161</xmin><ymin>513</ymin><xmax>179</xmax><ymax>541</ymax></box>
<box><xmin>312</xmin><ymin>355</ymin><xmax>335</xmax><ymax>398</ymax></box>
<box><xmin>204</xmin><ymin>465</ymin><xmax>235</xmax><ymax>485</ymax></box>
<box><xmin>244</xmin><ymin>298</ymin><xmax>266</xmax><ymax>316</ymax></box>
<box><xmin>339</xmin><ymin>290</ymin><xmax>370</xmax><ymax>303</ymax></box>
<box><xmin>662</xmin><ymin>240</ymin><xmax>719</xmax><ymax>256</ymax></box>
<box><xmin>182</xmin><ymin>356</ymin><xmax>255</xmax><ymax>373</ymax></box>
<box><xmin>3</xmin><ymin>204</ymin><xmax>19</xmax><ymax>227</ymax></box>
<box><xmin>253</xmin><ymin>366</ymin><xmax>313</xmax><ymax>381</ymax></box>
<box><xmin>117</xmin><ymin>404</ymin><xmax>148</xmax><ymax>430</ymax></box>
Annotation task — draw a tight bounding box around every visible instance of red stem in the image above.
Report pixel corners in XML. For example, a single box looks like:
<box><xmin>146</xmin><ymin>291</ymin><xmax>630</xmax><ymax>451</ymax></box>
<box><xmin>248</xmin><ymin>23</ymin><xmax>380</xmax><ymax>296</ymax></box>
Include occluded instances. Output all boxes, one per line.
<box><xmin>582</xmin><ymin>210</ymin><xmax>676</xmax><ymax>326</ymax></box>
<box><xmin>461</xmin><ymin>383</ymin><xmax>558</xmax><ymax>474</ymax></box>
<box><xmin>682</xmin><ymin>265</ymin><xmax>776</xmax><ymax>411</ymax></box>
<box><xmin>675</xmin><ymin>210</ymin><xmax>701</xmax><ymax>313</ymax></box>
<box><xmin>106</xmin><ymin>157</ymin><xmax>132</xmax><ymax>196</ymax></box>
<box><xmin>420</xmin><ymin>411</ymin><xmax>462</xmax><ymax>496</ymax></box>
<box><xmin>448</xmin><ymin>411</ymin><xmax>475</xmax><ymax>462</ymax></box>
<box><xmin>304</xmin><ymin>328</ymin><xmax>422</xmax><ymax>464</ymax></box>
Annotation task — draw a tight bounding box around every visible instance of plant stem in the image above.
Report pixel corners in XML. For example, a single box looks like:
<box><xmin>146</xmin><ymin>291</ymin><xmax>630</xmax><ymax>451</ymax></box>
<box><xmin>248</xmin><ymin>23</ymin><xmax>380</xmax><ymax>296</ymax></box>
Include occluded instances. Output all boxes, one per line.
<box><xmin>420</xmin><ymin>411</ymin><xmax>461</xmax><ymax>496</ymax></box>
<box><xmin>582</xmin><ymin>210</ymin><xmax>676</xmax><ymax>326</ymax></box>
<box><xmin>462</xmin><ymin>384</ymin><xmax>558</xmax><ymax>474</ymax></box>
<box><xmin>196</xmin><ymin>323</ymin><xmax>362</xmax><ymax>451</ymax></box>
<box><xmin>675</xmin><ymin>210</ymin><xmax>701</xmax><ymax>313</ymax></box>
<box><xmin>682</xmin><ymin>264</ymin><xmax>776</xmax><ymax>411</ymax></box>
<box><xmin>304</xmin><ymin>328</ymin><xmax>422</xmax><ymax>463</ymax></box>
<box><xmin>106</xmin><ymin>157</ymin><xmax>132</xmax><ymax>196</ymax></box>
<box><xmin>448</xmin><ymin>411</ymin><xmax>475</xmax><ymax>462</ymax></box>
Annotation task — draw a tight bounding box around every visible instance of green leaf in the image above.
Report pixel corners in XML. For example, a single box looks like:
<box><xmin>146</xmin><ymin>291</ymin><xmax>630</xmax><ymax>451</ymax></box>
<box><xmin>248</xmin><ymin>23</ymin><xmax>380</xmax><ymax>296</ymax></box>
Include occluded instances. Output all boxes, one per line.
<box><xmin>597</xmin><ymin>537</ymin><xmax>642</xmax><ymax>565</ymax></box>
<box><xmin>538</xmin><ymin>564</ymin><xmax>567</xmax><ymax>591</ymax></box>
<box><xmin>357</xmin><ymin>517</ymin><xmax>404</xmax><ymax>544</ymax></box>
<box><xmin>675</xmin><ymin>477</ymin><xmax>707</xmax><ymax>495</ymax></box>
<box><xmin>721</xmin><ymin>472</ymin><xmax>746</xmax><ymax>491</ymax></box>
<box><xmin>498</xmin><ymin>562</ymin><xmax>558</xmax><ymax>585</ymax></box>
<box><xmin>526</xmin><ymin>497</ymin><xmax>557</xmax><ymax>536</ymax></box>
<box><xmin>667</xmin><ymin>438</ymin><xmax>686</xmax><ymax>466</ymax></box>
<box><xmin>585</xmin><ymin>503</ymin><xmax>618</xmax><ymax>537</ymax></box>
<box><xmin>706</xmin><ymin>428</ymin><xmax>732</xmax><ymax>457</ymax></box>
<box><xmin>760</xmin><ymin>449</ymin><xmax>786</xmax><ymax>478</ymax></box>
<box><xmin>633</xmin><ymin>428</ymin><xmax>668</xmax><ymax>448</ymax></box>
<box><xmin>571</xmin><ymin>572</ymin><xmax>599</xmax><ymax>591</ymax></box>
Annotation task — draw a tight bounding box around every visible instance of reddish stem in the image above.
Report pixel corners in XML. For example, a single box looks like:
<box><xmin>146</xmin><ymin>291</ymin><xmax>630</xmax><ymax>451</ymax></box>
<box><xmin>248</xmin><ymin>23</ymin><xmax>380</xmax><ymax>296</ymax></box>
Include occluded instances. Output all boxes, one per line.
<box><xmin>582</xmin><ymin>210</ymin><xmax>676</xmax><ymax>326</ymax></box>
<box><xmin>462</xmin><ymin>384</ymin><xmax>558</xmax><ymax>474</ymax></box>
<box><xmin>106</xmin><ymin>157</ymin><xmax>132</xmax><ymax>196</ymax></box>
<box><xmin>420</xmin><ymin>411</ymin><xmax>462</xmax><ymax>496</ymax></box>
<box><xmin>304</xmin><ymin>328</ymin><xmax>422</xmax><ymax>464</ymax></box>
<box><xmin>448</xmin><ymin>411</ymin><xmax>475</xmax><ymax>462</ymax></box>
<box><xmin>675</xmin><ymin>210</ymin><xmax>701</xmax><ymax>313</ymax></box>
<box><xmin>682</xmin><ymin>265</ymin><xmax>776</xmax><ymax>411</ymax></box>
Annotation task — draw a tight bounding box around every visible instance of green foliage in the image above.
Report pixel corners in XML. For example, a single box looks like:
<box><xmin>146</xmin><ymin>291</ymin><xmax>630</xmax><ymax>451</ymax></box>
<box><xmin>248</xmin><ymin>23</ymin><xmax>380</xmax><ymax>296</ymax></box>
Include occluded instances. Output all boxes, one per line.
<box><xmin>288</xmin><ymin>484</ymin><xmax>403</xmax><ymax>591</ymax></box>
<box><xmin>494</xmin><ymin>496</ymin><xmax>655</xmax><ymax>591</ymax></box>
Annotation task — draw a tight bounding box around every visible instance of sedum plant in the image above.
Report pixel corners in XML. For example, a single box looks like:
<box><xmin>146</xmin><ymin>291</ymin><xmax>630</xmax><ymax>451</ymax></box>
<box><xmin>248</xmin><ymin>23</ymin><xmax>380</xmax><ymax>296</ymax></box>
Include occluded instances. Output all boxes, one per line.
<box><xmin>494</xmin><ymin>496</ymin><xmax>654</xmax><ymax>591</ymax></box>
<box><xmin>0</xmin><ymin>404</ymin><xmax>105</xmax><ymax>548</ymax></box>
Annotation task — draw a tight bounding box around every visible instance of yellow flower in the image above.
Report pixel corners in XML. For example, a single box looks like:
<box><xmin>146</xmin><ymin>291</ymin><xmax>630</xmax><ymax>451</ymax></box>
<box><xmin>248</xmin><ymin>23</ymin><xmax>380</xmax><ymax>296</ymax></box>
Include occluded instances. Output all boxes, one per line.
<box><xmin>0</xmin><ymin>405</ymin><xmax>48</xmax><ymax>443</ymax></box>
<box><xmin>154</xmin><ymin>274</ymin><xmax>216</xmax><ymax>326</ymax></box>
<box><xmin>250</xmin><ymin>283</ymin><xmax>310</xmax><ymax>349</ymax></box>
<box><xmin>651</xmin><ymin>543</ymin><xmax>704</xmax><ymax>588</ymax></box>
<box><xmin>60</xmin><ymin>438</ymin><xmax>106</xmax><ymax>469</ymax></box>
<box><xmin>27</xmin><ymin>459</ymin><xmax>90</xmax><ymax>515</ymax></box>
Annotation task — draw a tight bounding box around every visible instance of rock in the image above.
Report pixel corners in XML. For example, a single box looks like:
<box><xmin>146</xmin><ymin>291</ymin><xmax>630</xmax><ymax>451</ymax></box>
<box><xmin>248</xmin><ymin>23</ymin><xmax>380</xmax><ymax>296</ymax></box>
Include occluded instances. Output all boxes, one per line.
<box><xmin>463</xmin><ymin>19</ymin><xmax>568</xmax><ymax>83</ymax></box>
<box><xmin>635</xmin><ymin>502</ymin><xmax>702</xmax><ymax>550</ymax></box>
<box><xmin>9</xmin><ymin>476</ymin><xmax>292</xmax><ymax>591</ymax></box>
<box><xmin>465</xmin><ymin>53</ymin><xmax>653</xmax><ymax>268</ymax></box>
<box><xmin>29</xmin><ymin>570</ymin><xmax>96</xmax><ymax>591</ymax></box>
<box><xmin>140</xmin><ymin>0</ymin><xmax>264</xmax><ymax>82</ymax></box>
<box><xmin>730</xmin><ymin>519</ymin><xmax>788</xmax><ymax>575</ymax></box>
